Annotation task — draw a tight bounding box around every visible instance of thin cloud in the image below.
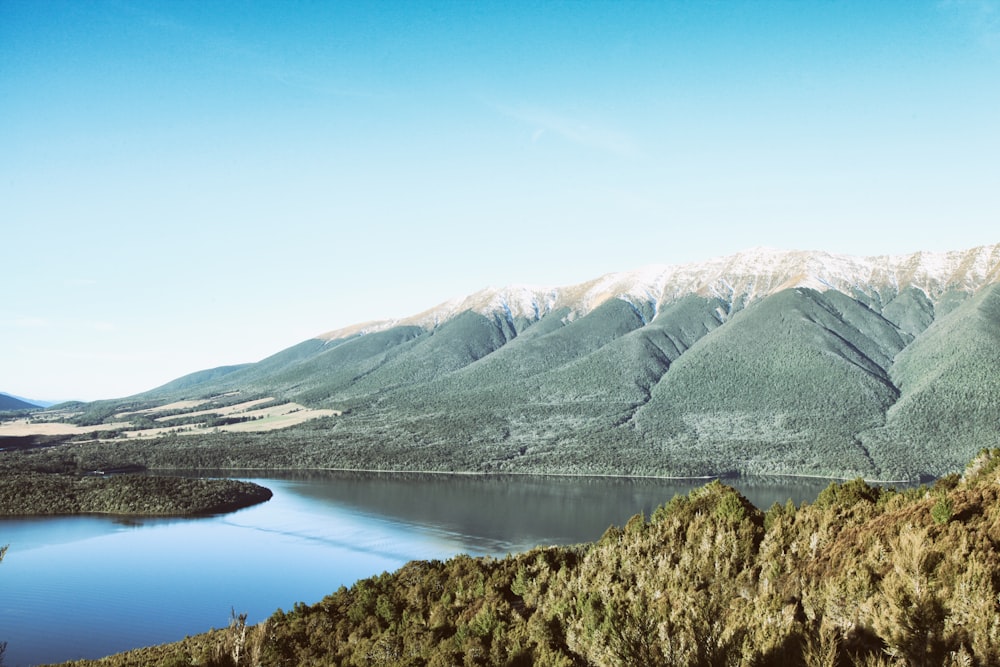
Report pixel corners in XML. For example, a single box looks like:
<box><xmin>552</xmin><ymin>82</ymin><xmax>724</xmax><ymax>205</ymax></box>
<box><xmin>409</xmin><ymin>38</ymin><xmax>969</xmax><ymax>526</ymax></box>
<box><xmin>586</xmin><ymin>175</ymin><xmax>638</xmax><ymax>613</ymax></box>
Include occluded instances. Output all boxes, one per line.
<box><xmin>13</xmin><ymin>316</ymin><xmax>48</xmax><ymax>328</ymax></box>
<box><xmin>497</xmin><ymin>103</ymin><xmax>639</xmax><ymax>158</ymax></box>
<box><xmin>87</xmin><ymin>321</ymin><xmax>117</xmax><ymax>333</ymax></box>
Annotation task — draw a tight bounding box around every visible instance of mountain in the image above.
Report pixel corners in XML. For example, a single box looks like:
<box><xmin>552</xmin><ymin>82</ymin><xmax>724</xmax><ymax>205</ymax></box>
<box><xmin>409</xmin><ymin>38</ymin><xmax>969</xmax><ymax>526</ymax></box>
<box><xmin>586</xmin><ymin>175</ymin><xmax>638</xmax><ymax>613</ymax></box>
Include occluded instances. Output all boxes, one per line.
<box><xmin>122</xmin><ymin>244</ymin><xmax>1000</xmax><ymax>480</ymax></box>
<box><xmin>0</xmin><ymin>393</ymin><xmax>42</xmax><ymax>410</ymax></box>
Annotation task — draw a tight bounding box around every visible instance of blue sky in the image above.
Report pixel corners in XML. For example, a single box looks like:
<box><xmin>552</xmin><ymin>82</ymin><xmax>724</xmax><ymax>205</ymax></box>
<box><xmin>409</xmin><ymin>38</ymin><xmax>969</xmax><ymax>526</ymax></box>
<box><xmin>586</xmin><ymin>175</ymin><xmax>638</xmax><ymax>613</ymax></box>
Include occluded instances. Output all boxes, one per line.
<box><xmin>2</xmin><ymin>1</ymin><xmax>999</xmax><ymax>401</ymax></box>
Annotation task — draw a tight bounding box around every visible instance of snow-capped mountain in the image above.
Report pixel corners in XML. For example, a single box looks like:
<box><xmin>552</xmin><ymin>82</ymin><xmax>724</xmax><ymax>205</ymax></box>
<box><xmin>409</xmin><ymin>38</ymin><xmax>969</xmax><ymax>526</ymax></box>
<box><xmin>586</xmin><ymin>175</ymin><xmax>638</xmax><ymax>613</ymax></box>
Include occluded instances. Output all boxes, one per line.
<box><xmin>134</xmin><ymin>243</ymin><xmax>1000</xmax><ymax>481</ymax></box>
<box><xmin>318</xmin><ymin>244</ymin><xmax>1000</xmax><ymax>341</ymax></box>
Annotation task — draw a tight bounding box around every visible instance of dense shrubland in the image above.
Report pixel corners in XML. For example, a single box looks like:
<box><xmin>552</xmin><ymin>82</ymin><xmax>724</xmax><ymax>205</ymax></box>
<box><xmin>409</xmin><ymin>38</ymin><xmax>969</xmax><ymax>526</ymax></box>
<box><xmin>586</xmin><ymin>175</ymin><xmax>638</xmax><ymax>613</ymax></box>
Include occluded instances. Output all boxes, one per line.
<box><xmin>0</xmin><ymin>448</ymin><xmax>271</xmax><ymax>516</ymax></box>
<box><xmin>0</xmin><ymin>473</ymin><xmax>271</xmax><ymax>516</ymax></box>
<box><xmin>59</xmin><ymin>450</ymin><xmax>1000</xmax><ymax>667</ymax></box>
<box><xmin>0</xmin><ymin>408</ymin><xmax>913</xmax><ymax>482</ymax></box>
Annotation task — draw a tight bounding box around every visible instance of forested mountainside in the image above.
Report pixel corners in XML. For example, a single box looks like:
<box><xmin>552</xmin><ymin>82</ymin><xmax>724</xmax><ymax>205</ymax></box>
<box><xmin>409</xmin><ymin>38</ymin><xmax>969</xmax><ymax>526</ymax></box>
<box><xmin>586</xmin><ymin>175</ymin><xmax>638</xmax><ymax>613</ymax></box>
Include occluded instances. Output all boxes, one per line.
<box><xmin>61</xmin><ymin>244</ymin><xmax>1000</xmax><ymax>480</ymax></box>
<box><xmin>0</xmin><ymin>393</ymin><xmax>40</xmax><ymax>411</ymax></box>
<box><xmin>60</xmin><ymin>450</ymin><xmax>1000</xmax><ymax>667</ymax></box>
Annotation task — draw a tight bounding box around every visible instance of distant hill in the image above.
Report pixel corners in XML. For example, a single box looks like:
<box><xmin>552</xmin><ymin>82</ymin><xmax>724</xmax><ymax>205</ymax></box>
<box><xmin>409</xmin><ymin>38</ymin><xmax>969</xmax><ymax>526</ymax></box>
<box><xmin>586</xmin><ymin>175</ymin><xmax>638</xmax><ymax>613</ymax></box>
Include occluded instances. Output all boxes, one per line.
<box><xmin>0</xmin><ymin>393</ymin><xmax>41</xmax><ymax>410</ymax></box>
<box><xmin>75</xmin><ymin>244</ymin><xmax>1000</xmax><ymax>480</ymax></box>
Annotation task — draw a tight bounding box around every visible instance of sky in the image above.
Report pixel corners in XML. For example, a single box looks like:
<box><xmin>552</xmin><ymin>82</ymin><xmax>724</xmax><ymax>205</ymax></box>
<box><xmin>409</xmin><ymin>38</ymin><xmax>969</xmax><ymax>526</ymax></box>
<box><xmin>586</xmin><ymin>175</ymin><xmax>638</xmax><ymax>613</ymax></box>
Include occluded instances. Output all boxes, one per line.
<box><xmin>2</xmin><ymin>0</ymin><xmax>999</xmax><ymax>402</ymax></box>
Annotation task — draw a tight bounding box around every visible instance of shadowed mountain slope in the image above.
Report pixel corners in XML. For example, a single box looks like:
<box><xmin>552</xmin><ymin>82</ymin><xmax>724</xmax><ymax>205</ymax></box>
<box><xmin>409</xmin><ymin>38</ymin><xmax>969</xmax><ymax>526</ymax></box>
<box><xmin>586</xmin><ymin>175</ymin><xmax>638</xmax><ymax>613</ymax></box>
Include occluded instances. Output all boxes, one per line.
<box><xmin>860</xmin><ymin>282</ymin><xmax>1000</xmax><ymax>477</ymax></box>
<box><xmin>0</xmin><ymin>393</ymin><xmax>40</xmax><ymax>410</ymax></box>
<box><xmin>630</xmin><ymin>288</ymin><xmax>906</xmax><ymax>477</ymax></box>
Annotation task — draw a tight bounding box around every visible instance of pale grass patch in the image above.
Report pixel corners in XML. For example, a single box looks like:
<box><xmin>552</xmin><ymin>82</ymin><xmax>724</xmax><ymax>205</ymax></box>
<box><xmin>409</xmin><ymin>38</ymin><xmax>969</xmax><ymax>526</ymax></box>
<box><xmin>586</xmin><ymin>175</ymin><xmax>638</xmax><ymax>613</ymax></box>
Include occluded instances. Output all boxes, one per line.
<box><xmin>0</xmin><ymin>419</ymin><xmax>132</xmax><ymax>437</ymax></box>
<box><xmin>215</xmin><ymin>404</ymin><xmax>340</xmax><ymax>433</ymax></box>
<box><xmin>122</xmin><ymin>400</ymin><xmax>340</xmax><ymax>438</ymax></box>
<box><xmin>153</xmin><ymin>397</ymin><xmax>274</xmax><ymax>422</ymax></box>
<box><xmin>115</xmin><ymin>398</ymin><xmax>214</xmax><ymax>419</ymax></box>
<box><xmin>1</xmin><ymin>395</ymin><xmax>339</xmax><ymax>441</ymax></box>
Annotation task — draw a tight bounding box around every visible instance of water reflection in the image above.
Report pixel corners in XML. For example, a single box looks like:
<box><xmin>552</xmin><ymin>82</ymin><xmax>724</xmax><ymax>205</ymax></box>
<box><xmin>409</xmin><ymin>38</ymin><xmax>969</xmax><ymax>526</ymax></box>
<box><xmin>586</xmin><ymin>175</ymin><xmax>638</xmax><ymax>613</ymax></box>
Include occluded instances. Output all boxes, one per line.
<box><xmin>0</xmin><ymin>471</ymin><xmax>833</xmax><ymax>666</ymax></box>
<box><xmin>259</xmin><ymin>470</ymin><xmax>833</xmax><ymax>547</ymax></box>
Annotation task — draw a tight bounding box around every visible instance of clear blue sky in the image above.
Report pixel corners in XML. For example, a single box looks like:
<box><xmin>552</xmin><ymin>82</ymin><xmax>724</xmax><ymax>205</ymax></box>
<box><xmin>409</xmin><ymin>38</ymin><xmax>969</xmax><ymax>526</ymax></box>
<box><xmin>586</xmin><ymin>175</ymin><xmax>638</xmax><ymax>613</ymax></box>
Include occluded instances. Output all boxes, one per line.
<box><xmin>2</xmin><ymin>1</ymin><xmax>999</xmax><ymax>401</ymax></box>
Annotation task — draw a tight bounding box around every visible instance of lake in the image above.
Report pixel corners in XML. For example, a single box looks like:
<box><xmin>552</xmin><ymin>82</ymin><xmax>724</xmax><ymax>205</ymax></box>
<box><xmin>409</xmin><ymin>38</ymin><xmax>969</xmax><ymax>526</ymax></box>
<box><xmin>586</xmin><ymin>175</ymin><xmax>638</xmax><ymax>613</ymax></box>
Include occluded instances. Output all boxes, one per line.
<box><xmin>0</xmin><ymin>471</ymin><xmax>832</xmax><ymax>666</ymax></box>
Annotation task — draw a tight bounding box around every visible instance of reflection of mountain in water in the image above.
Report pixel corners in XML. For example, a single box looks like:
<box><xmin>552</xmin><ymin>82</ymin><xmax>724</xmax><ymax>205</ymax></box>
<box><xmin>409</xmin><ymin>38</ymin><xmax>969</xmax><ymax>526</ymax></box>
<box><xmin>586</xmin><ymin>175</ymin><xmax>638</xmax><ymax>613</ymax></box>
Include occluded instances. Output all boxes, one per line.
<box><xmin>267</xmin><ymin>471</ymin><xmax>834</xmax><ymax>548</ymax></box>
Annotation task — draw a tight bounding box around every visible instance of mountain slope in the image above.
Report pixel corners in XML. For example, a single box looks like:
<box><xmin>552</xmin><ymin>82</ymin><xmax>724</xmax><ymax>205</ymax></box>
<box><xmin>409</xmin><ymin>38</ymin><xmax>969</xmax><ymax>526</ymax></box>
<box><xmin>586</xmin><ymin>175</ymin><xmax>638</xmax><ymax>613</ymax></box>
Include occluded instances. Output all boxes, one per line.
<box><xmin>0</xmin><ymin>393</ymin><xmax>40</xmax><ymax>410</ymax></box>
<box><xmin>860</xmin><ymin>282</ymin><xmax>1000</xmax><ymax>476</ymax></box>
<box><xmin>630</xmin><ymin>288</ymin><xmax>906</xmax><ymax>476</ymax></box>
<box><xmin>113</xmin><ymin>244</ymin><xmax>1000</xmax><ymax>479</ymax></box>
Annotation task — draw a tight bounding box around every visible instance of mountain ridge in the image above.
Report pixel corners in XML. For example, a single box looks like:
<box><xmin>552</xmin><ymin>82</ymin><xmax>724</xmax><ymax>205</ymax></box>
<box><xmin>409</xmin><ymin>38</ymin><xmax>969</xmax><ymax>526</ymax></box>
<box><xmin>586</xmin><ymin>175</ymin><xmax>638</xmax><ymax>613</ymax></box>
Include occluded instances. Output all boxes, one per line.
<box><xmin>316</xmin><ymin>244</ymin><xmax>1000</xmax><ymax>343</ymax></box>
<box><xmin>0</xmin><ymin>393</ymin><xmax>42</xmax><ymax>410</ymax></box>
<box><xmin>58</xmin><ymin>242</ymin><xmax>1000</xmax><ymax>481</ymax></box>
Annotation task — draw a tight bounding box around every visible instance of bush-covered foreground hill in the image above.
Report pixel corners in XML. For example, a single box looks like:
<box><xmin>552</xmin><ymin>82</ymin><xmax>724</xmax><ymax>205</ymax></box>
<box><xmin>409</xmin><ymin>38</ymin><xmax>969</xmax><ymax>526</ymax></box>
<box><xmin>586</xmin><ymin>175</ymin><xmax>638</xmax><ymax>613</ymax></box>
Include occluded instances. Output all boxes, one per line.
<box><xmin>0</xmin><ymin>438</ymin><xmax>273</xmax><ymax>517</ymax></box>
<box><xmin>0</xmin><ymin>473</ymin><xmax>272</xmax><ymax>516</ymax></box>
<box><xmin>59</xmin><ymin>452</ymin><xmax>1000</xmax><ymax>667</ymax></box>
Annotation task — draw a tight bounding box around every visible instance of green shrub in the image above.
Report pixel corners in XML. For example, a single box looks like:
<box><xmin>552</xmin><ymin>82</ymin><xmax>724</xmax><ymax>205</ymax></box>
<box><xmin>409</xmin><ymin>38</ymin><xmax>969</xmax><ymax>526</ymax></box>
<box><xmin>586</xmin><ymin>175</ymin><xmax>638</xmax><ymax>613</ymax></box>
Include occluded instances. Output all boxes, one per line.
<box><xmin>931</xmin><ymin>494</ymin><xmax>953</xmax><ymax>525</ymax></box>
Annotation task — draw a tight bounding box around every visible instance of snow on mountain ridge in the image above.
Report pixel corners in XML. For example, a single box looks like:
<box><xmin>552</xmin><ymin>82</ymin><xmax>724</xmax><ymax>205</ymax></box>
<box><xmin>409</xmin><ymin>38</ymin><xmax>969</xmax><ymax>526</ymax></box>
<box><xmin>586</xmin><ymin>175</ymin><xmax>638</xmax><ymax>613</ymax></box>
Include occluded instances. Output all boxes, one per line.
<box><xmin>317</xmin><ymin>244</ymin><xmax>1000</xmax><ymax>341</ymax></box>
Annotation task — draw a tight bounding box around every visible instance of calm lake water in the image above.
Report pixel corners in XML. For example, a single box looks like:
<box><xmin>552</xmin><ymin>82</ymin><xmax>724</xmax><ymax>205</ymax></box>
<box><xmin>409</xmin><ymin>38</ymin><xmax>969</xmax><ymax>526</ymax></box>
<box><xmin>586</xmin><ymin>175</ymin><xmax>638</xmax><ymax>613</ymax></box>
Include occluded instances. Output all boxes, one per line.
<box><xmin>0</xmin><ymin>472</ymin><xmax>832</xmax><ymax>666</ymax></box>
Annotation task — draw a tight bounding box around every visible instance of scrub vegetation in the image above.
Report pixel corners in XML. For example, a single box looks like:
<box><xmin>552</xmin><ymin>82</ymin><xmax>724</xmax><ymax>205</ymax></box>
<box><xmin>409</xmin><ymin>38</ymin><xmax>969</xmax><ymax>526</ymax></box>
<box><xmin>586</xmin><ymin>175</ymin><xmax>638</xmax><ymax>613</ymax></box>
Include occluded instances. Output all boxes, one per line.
<box><xmin>0</xmin><ymin>472</ymin><xmax>271</xmax><ymax>516</ymax></box>
<box><xmin>56</xmin><ymin>450</ymin><xmax>1000</xmax><ymax>667</ymax></box>
<box><xmin>0</xmin><ymin>448</ymin><xmax>271</xmax><ymax>517</ymax></box>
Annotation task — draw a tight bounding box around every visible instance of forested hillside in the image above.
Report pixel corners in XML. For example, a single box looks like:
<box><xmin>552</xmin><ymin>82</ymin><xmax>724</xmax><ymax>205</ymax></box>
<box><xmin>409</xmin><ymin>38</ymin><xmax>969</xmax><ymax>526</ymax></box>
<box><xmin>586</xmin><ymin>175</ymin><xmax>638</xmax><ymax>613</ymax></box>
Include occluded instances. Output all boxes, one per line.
<box><xmin>21</xmin><ymin>245</ymin><xmax>1000</xmax><ymax>481</ymax></box>
<box><xmin>0</xmin><ymin>393</ymin><xmax>39</xmax><ymax>411</ymax></box>
<box><xmin>60</xmin><ymin>450</ymin><xmax>1000</xmax><ymax>667</ymax></box>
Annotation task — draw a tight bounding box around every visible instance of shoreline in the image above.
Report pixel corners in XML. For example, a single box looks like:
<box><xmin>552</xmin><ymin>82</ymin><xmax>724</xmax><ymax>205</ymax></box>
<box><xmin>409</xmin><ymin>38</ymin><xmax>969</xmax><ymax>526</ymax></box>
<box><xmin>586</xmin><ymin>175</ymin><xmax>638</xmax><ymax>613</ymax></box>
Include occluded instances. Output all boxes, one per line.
<box><xmin>149</xmin><ymin>464</ymin><xmax>923</xmax><ymax>485</ymax></box>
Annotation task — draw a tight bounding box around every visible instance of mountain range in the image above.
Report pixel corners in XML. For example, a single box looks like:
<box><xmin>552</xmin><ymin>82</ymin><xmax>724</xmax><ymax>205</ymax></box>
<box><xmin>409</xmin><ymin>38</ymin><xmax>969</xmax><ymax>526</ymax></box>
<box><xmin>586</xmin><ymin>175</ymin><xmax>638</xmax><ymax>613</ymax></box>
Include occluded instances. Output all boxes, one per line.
<box><xmin>123</xmin><ymin>244</ymin><xmax>1000</xmax><ymax>480</ymax></box>
<box><xmin>0</xmin><ymin>393</ymin><xmax>43</xmax><ymax>410</ymax></box>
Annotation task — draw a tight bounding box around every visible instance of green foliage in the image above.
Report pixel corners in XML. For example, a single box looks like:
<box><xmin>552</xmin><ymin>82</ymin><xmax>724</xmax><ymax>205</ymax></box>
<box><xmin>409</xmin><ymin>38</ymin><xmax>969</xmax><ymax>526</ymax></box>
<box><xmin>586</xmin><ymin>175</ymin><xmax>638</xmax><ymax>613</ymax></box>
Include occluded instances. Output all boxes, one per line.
<box><xmin>650</xmin><ymin>492</ymin><xmax>688</xmax><ymax>523</ymax></box>
<box><xmin>50</xmin><ymin>458</ymin><xmax>1000</xmax><ymax>667</ymax></box>
<box><xmin>763</xmin><ymin>498</ymin><xmax>797</xmax><ymax>531</ymax></box>
<box><xmin>931</xmin><ymin>494</ymin><xmax>954</xmax><ymax>525</ymax></box>
<box><xmin>932</xmin><ymin>472</ymin><xmax>961</xmax><ymax>493</ymax></box>
<box><xmin>0</xmin><ymin>471</ymin><xmax>272</xmax><ymax>516</ymax></box>
<box><xmin>963</xmin><ymin>448</ymin><xmax>1000</xmax><ymax>483</ymax></box>
<box><xmin>815</xmin><ymin>477</ymin><xmax>882</xmax><ymax>509</ymax></box>
<box><xmin>715</xmin><ymin>489</ymin><xmax>748</xmax><ymax>523</ymax></box>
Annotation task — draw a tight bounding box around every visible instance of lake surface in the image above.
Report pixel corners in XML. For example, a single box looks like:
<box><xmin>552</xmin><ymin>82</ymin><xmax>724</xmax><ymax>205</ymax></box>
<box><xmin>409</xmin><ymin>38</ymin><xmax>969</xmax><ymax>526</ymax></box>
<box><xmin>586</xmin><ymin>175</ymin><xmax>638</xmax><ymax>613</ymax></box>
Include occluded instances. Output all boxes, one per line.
<box><xmin>0</xmin><ymin>471</ymin><xmax>832</xmax><ymax>666</ymax></box>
